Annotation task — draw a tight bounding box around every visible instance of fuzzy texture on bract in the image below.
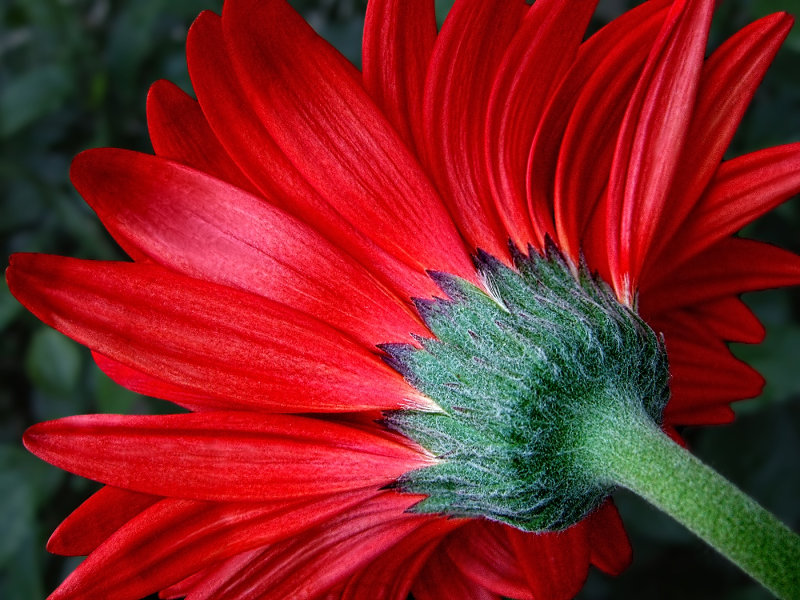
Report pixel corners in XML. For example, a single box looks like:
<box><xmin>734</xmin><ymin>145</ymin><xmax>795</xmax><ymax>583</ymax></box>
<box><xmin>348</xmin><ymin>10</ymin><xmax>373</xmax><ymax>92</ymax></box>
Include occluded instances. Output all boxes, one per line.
<box><xmin>6</xmin><ymin>0</ymin><xmax>800</xmax><ymax>598</ymax></box>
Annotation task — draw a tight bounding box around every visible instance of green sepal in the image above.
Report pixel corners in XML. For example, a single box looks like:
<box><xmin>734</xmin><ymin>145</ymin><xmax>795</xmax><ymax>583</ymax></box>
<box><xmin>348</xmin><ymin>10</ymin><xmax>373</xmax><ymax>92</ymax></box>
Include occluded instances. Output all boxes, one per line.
<box><xmin>385</xmin><ymin>243</ymin><xmax>670</xmax><ymax>532</ymax></box>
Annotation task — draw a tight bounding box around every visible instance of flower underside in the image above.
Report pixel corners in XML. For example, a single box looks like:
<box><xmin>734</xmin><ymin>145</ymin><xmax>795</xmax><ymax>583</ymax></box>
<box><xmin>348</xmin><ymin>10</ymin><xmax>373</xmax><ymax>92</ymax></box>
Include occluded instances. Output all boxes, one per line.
<box><xmin>384</xmin><ymin>244</ymin><xmax>670</xmax><ymax>532</ymax></box>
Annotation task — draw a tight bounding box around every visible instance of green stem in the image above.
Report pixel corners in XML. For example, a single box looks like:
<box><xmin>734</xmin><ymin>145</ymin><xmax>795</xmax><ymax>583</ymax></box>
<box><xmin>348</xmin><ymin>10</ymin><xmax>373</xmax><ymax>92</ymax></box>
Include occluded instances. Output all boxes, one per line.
<box><xmin>581</xmin><ymin>403</ymin><xmax>800</xmax><ymax>599</ymax></box>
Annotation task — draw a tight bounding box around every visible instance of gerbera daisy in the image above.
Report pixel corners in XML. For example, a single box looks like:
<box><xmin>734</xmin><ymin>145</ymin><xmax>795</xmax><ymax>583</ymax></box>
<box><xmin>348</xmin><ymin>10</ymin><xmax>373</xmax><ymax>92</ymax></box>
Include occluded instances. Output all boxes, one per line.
<box><xmin>6</xmin><ymin>0</ymin><xmax>800</xmax><ymax>598</ymax></box>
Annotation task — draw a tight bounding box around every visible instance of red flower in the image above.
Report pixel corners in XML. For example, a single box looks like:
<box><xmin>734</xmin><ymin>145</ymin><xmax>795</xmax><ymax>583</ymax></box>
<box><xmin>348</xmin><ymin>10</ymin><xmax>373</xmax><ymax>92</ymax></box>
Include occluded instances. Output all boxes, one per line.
<box><xmin>7</xmin><ymin>0</ymin><xmax>800</xmax><ymax>598</ymax></box>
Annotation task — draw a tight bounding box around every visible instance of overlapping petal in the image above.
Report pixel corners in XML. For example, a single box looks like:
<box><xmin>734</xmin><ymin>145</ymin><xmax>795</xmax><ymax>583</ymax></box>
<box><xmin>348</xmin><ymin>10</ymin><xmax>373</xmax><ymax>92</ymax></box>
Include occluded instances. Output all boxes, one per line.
<box><xmin>484</xmin><ymin>0</ymin><xmax>598</xmax><ymax>249</ymax></box>
<box><xmin>146</xmin><ymin>79</ymin><xmax>259</xmax><ymax>195</ymax></box>
<box><xmin>185</xmin><ymin>10</ymin><xmax>447</xmax><ymax>301</ymax></box>
<box><xmin>23</xmin><ymin>412</ymin><xmax>432</xmax><ymax>501</ymax></box>
<box><xmin>652</xmin><ymin>144</ymin><xmax>800</xmax><ymax>270</ymax></box>
<box><xmin>220</xmin><ymin>0</ymin><xmax>474</xmax><ymax>281</ymax></box>
<box><xmin>45</xmin><ymin>489</ymin><xmax>380</xmax><ymax>600</ymax></box>
<box><xmin>7</xmin><ymin>254</ymin><xmax>433</xmax><ymax>412</ymax></box>
<box><xmin>172</xmin><ymin>492</ymin><xmax>430</xmax><ymax>600</ymax></box>
<box><xmin>362</xmin><ymin>0</ymin><xmax>436</xmax><ymax>148</ymax></box>
<box><xmin>643</xmin><ymin>12</ymin><xmax>794</xmax><ymax>266</ymax></box>
<box><xmin>641</xmin><ymin>239</ymin><xmax>800</xmax><ymax>313</ymax></box>
<box><xmin>341</xmin><ymin>518</ymin><xmax>463</xmax><ymax>599</ymax></box>
<box><xmin>543</xmin><ymin>0</ymin><xmax>672</xmax><ymax>260</ymax></box>
<box><xmin>91</xmin><ymin>351</ymin><xmax>218</xmax><ymax>411</ymax></box>
<box><xmin>507</xmin><ymin>521</ymin><xmax>590</xmax><ymax>600</ymax></box>
<box><xmin>447</xmin><ymin>521</ymin><xmax>534</xmax><ymax>599</ymax></box>
<box><xmin>71</xmin><ymin>148</ymin><xmax>428</xmax><ymax>347</ymax></box>
<box><xmin>585</xmin><ymin>502</ymin><xmax>632</xmax><ymax>576</ymax></box>
<box><xmin>47</xmin><ymin>486</ymin><xmax>160</xmax><ymax>556</ymax></box>
<box><xmin>413</xmin><ymin>546</ymin><xmax>502</xmax><ymax>600</ymax></box>
<box><xmin>606</xmin><ymin>0</ymin><xmax>715</xmax><ymax>302</ymax></box>
<box><xmin>421</xmin><ymin>0</ymin><xmax>528</xmax><ymax>259</ymax></box>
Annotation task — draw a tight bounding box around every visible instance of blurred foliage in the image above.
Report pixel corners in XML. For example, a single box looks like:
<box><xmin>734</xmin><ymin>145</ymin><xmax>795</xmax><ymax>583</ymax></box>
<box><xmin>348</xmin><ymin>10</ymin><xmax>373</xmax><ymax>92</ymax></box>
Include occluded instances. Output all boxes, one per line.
<box><xmin>0</xmin><ymin>0</ymin><xmax>798</xmax><ymax>599</ymax></box>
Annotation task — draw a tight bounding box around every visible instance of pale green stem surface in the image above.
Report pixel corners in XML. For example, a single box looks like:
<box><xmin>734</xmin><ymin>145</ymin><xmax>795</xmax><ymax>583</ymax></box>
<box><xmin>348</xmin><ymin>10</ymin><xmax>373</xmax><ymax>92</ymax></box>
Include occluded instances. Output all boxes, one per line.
<box><xmin>581</xmin><ymin>403</ymin><xmax>800</xmax><ymax>599</ymax></box>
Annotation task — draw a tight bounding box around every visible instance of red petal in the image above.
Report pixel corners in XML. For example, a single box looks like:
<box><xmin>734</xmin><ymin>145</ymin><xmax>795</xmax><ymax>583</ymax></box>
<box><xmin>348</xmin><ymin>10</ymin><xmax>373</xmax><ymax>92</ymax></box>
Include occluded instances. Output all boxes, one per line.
<box><xmin>547</xmin><ymin>0</ymin><xmax>672</xmax><ymax>261</ymax></box>
<box><xmin>646</xmin><ymin>297</ymin><xmax>765</xmax><ymax>345</ymax></box>
<box><xmin>159</xmin><ymin>568</ymin><xmax>209</xmax><ymax>599</ymax></box>
<box><xmin>656</xmin><ymin>143</ymin><xmax>800</xmax><ymax>270</ymax></box>
<box><xmin>447</xmin><ymin>521</ymin><xmax>533</xmax><ymax>599</ymax></box>
<box><xmin>654</xmin><ymin>329</ymin><xmax>765</xmax><ymax>420</ymax></box>
<box><xmin>71</xmin><ymin>148</ymin><xmax>427</xmax><ymax>347</ymax></box>
<box><xmin>644</xmin><ymin>13</ymin><xmax>794</xmax><ymax>268</ymax></box>
<box><xmin>414</xmin><ymin>546</ymin><xmax>502</xmax><ymax>600</ymax></box>
<box><xmin>146</xmin><ymin>79</ymin><xmax>258</xmax><ymax>195</ymax></box>
<box><xmin>161</xmin><ymin>548</ymin><xmax>264</xmax><ymax>600</ymax></box>
<box><xmin>485</xmin><ymin>0</ymin><xmax>598</xmax><ymax>250</ymax></box>
<box><xmin>7</xmin><ymin>254</ymin><xmax>431</xmax><ymax>413</ymax></box>
<box><xmin>47</xmin><ymin>486</ymin><xmax>160</xmax><ymax>556</ymax></box>
<box><xmin>23</xmin><ymin>412</ymin><xmax>431</xmax><ymax>501</ymax></box>
<box><xmin>185</xmin><ymin>11</ymin><xmax>445</xmax><ymax>301</ymax></box>
<box><xmin>219</xmin><ymin>0</ymin><xmax>474</xmax><ymax>281</ymax></box>
<box><xmin>641</xmin><ymin>238</ymin><xmax>800</xmax><ymax>314</ymax></box>
<box><xmin>606</xmin><ymin>0</ymin><xmax>715</xmax><ymax>302</ymax></box>
<box><xmin>362</xmin><ymin>0</ymin><xmax>436</xmax><ymax>149</ymax></box>
<box><xmin>664</xmin><ymin>405</ymin><xmax>736</xmax><ymax>427</ymax></box>
<box><xmin>506</xmin><ymin>519</ymin><xmax>590</xmax><ymax>600</ymax></box>
<box><xmin>182</xmin><ymin>492</ymin><xmax>429</xmax><ymax>600</ymax></box>
<box><xmin>92</xmin><ymin>351</ymin><xmax>219</xmax><ymax>412</ymax></box>
<box><xmin>341</xmin><ymin>518</ymin><xmax>463</xmax><ymax>600</ymax></box>
<box><xmin>46</xmin><ymin>489</ymin><xmax>378</xmax><ymax>600</ymax></box>
<box><xmin>667</xmin><ymin>366</ymin><xmax>763</xmax><ymax>415</ymax></box>
<box><xmin>585</xmin><ymin>501</ymin><xmax>632</xmax><ymax>576</ymax></box>
<box><xmin>421</xmin><ymin>0</ymin><xmax>529</xmax><ymax>259</ymax></box>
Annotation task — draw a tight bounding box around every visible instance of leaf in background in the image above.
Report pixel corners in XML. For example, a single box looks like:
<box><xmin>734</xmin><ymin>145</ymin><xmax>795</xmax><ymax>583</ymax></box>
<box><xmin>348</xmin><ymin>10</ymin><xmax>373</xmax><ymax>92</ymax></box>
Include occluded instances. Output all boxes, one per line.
<box><xmin>0</xmin><ymin>278</ymin><xmax>22</xmax><ymax>331</ymax></box>
<box><xmin>0</xmin><ymin>444</ymin><xmax>64</xmax><ymax>506</ymax></box>
<box><xmin>24</xmin><ymin>328</ymin><xmax>82</xmax><ymax>396</ymax></box>
<box><xmin>0</xmin><ymin>530</ymin><xmax>46</xmax><ymax>600</ymax></box>
<box><xmin>0</xmin><ymin>472</ymin><xmax>33</xmax><ymax>564</ymax></box>
<box><xmin>0</xmin><ymin>65</ymin><xmax>74</xmax><ymax>138</ymax></box>
<box><xmin>94</xmin><ymin>366</ymin><xmax>144</xmax><ymax>415</ymax></box>
<box><xmin>0</xmin><ymin>445</ymin><xmax>64</xmax><ymax>592</ymax></box>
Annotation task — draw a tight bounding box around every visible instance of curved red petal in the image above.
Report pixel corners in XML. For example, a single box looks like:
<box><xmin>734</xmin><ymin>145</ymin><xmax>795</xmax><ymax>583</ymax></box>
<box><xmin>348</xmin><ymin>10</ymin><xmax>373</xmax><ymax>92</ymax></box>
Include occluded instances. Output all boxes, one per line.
<box><xmin>647</xmin><ymin>298</ymin><xmax>766</xmax><ymax>346</ymax></box>
<box><xmin>92</xmin><ymin>351</ymin><xmax>221</xmax><ymax>412</ymax></box>
<box><xmin>644</xmin><ymin>12</ymin><xmax>794</xmax><ymax>270</ymax></box>
<box><xmin>185</xmin><ymin>10</ymin><xmax>445</xmax><ymax>301</ymax></box>
<box><xmin>341</xmin><ymin>518</ymin><xmax>463</xmax><ymax>600</ymax></box>
<box><xmin>606</xmin><ymin>0</ymin><xmax>715</xmax><ymax>302</ymax></box>
<box><xmin>421</xmin><ymin>0</ymin><xmax>529</xmax><ymax>259</ymax></box>
<box><xmin>8</xmin><ymin>254</ymin><xmax>433</xmax><ymax>413</ymax></box>
<box><xmin>71</xmin><ymin>148</ymin><xmax>427</xmax><ymax>348</ymax></box>
<box><xmin>664</xmin><ymin>404</ymin><xmax>737</xmax><ymax>427</ymax></box>
<box><xmin>547</xmin><ymin>1</ymin><xmax>671</xmax><ymax>261</ymax></box>
<box><xmin>585</xmin><ymin>501</ymin><xmax>632</xmax><ymax>576</ymax></box>
<box><xmin>641</xmin><ymin>238</ymin><xmax>800</xmax><ymax>314</ymax></box>
<box><xmin>146</xmin><ymin>79</ymin><xmax>258</xmax><ymax>195</ymax></box>
<box><xmin>45</xmin><ymin>489</ymin><xmax>377</xmax><ymax>600</ymax></box>
<box><xmin>23</xmin><ymin>412</ymin><xmax>431</xmax><ymax>501</ymax></box>
<box><xmin>413</xmin><ymin>545</ymin><xmax>502</xmax><ymax>600</ymax></box>
<box><xmin>220</xmin><ymin>0</ymin><xmax>474</xmax><ymax>281</ymax></box>
<box><xmin>159</xmin><ymin>568</ymin><xmax>209</xmax><ymax>599</ymax></box>
<box><xmin>447</xmin><ymin>521</ymin><xmax>533</xmax><ymax>599</ymax></box>
<box><xmin>184</xmin><ymin>493</ymin><xmax>429</xmax><ymax>600</ymax></box>
<box><xmin>47</xmin><ymin>486</ymin><xmax>160</xmax><ymax>556</ymax></box>
<box><xmin>506</xmin><ymin>519</ymin><xmax>590</xmax><ymax>600</ymax></box>
<box><xmin>161</xmin><ymin>548</ymin><xmax>264</xmax><ymax>600</ymax></box>
<box><xmin>362</xmin><ymin>0</ymin><xmax>436</xmax><ymax>149</ymax></box>
<box><xmin>665</xmin><ymin>336</ymin><xmax>765</xmax><ymax>410</ymax></box>
<box><xmin>655</xmin><ymin>143</ymin><xmax>800</xmax><ymax>271</ymax></box>
<box><xmin>485</xmin><ymin>0</ymin><xmax>598</xmax><ymax>251</ymax></box>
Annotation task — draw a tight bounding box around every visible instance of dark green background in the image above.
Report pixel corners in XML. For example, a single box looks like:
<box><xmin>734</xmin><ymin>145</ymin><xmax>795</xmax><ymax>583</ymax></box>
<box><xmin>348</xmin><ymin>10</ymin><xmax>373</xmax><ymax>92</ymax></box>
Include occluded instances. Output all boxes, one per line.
<box><xmin>1</xmin><ymin>1</ymin><xmax>798</xmax><ymax>598</ymax></box>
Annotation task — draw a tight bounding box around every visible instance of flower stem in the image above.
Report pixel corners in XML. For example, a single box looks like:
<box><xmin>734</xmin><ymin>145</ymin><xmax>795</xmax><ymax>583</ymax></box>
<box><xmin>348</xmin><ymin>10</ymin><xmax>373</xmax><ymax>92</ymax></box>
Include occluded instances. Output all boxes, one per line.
<box><xmin>581</xmin><ymin>403</ymin><xmax>800</xmax><ymax>599</ymax></box>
